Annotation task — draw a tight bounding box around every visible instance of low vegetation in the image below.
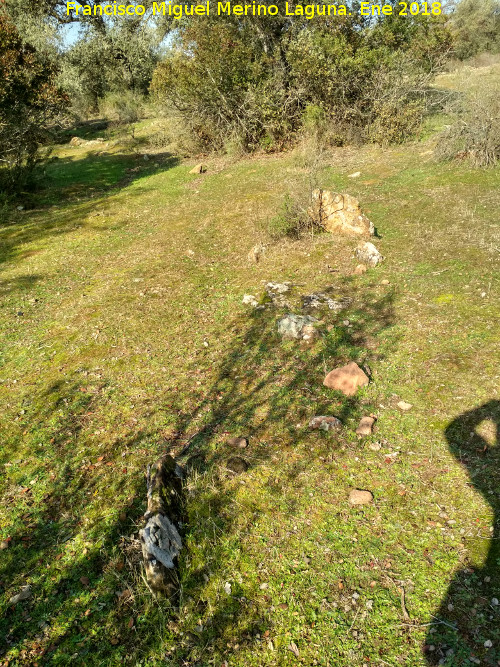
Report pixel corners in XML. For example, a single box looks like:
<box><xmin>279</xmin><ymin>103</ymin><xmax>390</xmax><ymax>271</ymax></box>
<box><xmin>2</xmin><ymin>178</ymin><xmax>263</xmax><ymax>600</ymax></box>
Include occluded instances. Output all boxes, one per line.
<box><xmin>1</xmin><ymin>59</ymin><xmax>499</xmax><ymax>664</ymax></box>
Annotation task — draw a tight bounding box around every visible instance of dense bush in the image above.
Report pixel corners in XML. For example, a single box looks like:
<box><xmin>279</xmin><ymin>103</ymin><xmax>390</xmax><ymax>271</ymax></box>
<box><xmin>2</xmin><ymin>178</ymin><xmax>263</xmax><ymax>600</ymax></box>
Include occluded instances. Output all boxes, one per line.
<box><xmin>151</xmin><ymin>6</ymin><xmax>452</xmax><ymax>153</ymax></box>
<box><xmin>0</xmin><ymin>14</ymin><xmax>67</xmax><ymax>192</ymax></box>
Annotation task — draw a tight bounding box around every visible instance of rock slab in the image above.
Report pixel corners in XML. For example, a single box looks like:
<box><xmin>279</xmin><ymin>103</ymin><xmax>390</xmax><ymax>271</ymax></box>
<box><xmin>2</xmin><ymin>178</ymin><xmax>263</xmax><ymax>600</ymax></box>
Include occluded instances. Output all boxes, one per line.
<box><xmin>323</xmin><ymin>362</ymin><xmax>369</xmax><ymax>396</ymax></box>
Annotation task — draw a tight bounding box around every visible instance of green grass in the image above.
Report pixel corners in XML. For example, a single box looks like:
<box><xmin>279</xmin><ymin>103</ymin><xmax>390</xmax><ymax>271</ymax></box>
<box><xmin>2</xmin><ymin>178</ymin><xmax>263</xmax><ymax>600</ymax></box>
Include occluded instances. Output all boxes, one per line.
<box><xmin>0</xmin><ymin>102</ymin><xmax>499</xmax><ymax>667</ymax></box>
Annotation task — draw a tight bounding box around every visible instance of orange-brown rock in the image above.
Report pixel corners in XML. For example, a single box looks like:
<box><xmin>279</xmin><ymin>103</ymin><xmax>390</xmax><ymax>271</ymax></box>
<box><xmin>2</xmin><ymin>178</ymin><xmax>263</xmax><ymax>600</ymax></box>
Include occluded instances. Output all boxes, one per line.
<box><xmin>323</xmin><ymin>362</ymin><xmax>369</xmax><ymax>396</ymax></box>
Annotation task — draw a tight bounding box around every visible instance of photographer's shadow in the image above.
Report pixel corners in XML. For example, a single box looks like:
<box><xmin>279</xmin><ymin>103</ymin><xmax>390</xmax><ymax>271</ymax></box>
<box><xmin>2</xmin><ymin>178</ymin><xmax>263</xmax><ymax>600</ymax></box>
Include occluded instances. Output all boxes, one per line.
<box><xmin>425</xmin><ymin>400</ymin><xmax>500</xmax><ymax>666</ymax></box>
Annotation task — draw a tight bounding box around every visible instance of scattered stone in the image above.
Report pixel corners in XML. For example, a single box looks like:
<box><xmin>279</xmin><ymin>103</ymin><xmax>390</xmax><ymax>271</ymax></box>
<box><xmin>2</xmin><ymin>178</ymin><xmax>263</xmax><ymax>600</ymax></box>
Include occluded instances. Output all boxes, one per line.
<box><xmin>242</xmin><ymin>294</ymin><xmax>258</xmax><ymax>307</ymax></box>
<box><xmin>356</xmin><ymin>416</ymin><xmax>376</xmax><ymax>437</ymax></box>
<box><xmin>16</xmin><ymin>205</ymin><xmax>24</xmax><ymax>211</ymax></box>
<box><xmin>277</xmin><ymin>314</ymin><xmax>318</xmax><ymax>340</ymax></box>
<box><xmin>484</xmin><ymin>640</ymin><xmax>493</xmax><ymax>649</ymax></box>
<box><xmin>355</xmin><ymin>242</ymin><xmax>383</xmax><ymax>267</ymax></box>
<box><xmin>9</xmin><ymin>585</ymin><xmax>32</xmax><ymax>605</ymax></box>
<box><xmin>248</xmin><ymin>244</ymin><xmax>265</xmax><ymax>263</ymax></box>
<box><xmin>259</xmin><ymin>582</ymin><xmax>269</xmax><ymax>590</ymax></box>
<box><xmin>354</xmin><ymin>264</ymin><xmax>367</xmax><ymax>275</ymax></box>
<box><xmin>397</xmin><ymin>401</ymin><xmax>413</xmax><ymax>411</ymax></box>
<box><xmin>348</xmin><ymin>171</ymin><xmax>361</xmax><ymax>178</ymax></box>
<box><xmin>323</xmin><ymin>362</ymin><xmax>369</xmax><ymax>396</ymax></box>
<box><xmin>380</xmin><ymin>279</ymin><xmax>390</xmax><ymax>285</ymax></box>
<box><xmin>308</xmin><ymin>190</ymin><xmax>374</xmax><ymax>236</ymax></box>
<box><xmin>228</xmin><ymin>437</ymin><xmax>248</xmax><ymax>449</ymax></box>
<box><xmin>189</xmin><ymin>163</ymin><xmax>206</xmax><ymax>174</ymax></box>
<box><xmin>302</xmin><ymin>292</ymin><xmax>350</xmax><ymax>313</ymax></box>
<box><xmin>143</xmin><ymin>154</ymin><xmax>149</xmax><ymax>161</ymax></box>
<box><xmin>309</xmin><ymin>416</ymin><xmax>342</xmax><ymax>432</ymax></box>
<box><xmin>224</xmin><ymin>582</ymin><xmax>232</xmax><ymax>595</ymax></box>
<box><xmin>227</xmin><ymin>457</ymin><xmax>249</xmax><ymax>474</ymax></box>
<box><xmin>0</xmin><ymin>540</ymin><xmax>9</xmax><ymax>550</ymax></box>
<box><xmin>349</xmin><ymin>489</ymin><xmax>374</xmax><ymax>506</ymax></box>
<box><xmin>369</xmin><ymin>442</ymin><xmax>382</xmax><ymax>451</ymax></box>
<box><xmin>70</xmin><ymin>136</ymin><xmax>82</xmax><ymax>147</ymax></box>
<box><xmin>491</xmin><ymin>598</ymin><xmax>499</xmax><ymax>606</ymax></box>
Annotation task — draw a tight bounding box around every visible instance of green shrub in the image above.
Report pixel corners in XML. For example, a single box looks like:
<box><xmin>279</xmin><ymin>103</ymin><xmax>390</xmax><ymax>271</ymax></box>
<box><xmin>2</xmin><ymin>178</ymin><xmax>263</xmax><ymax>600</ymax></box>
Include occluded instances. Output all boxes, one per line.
<box><xmin>267</xmin><ymin>193</ymin><xmax>321</xmax><ymax>240</ymax></box>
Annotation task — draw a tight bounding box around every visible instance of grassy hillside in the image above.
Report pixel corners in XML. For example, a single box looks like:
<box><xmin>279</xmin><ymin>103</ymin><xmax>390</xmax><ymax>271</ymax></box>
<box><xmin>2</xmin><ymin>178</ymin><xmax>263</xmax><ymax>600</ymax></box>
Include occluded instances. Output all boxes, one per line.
<box><xmin>1</xmin><ymin>80</ymin><xmax>499</xmax><ymax>665</ymax></box>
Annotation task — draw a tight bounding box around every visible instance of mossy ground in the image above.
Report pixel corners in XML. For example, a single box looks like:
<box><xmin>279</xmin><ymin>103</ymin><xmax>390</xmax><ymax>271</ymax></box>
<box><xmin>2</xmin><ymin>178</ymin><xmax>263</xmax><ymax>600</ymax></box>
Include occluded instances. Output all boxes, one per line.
<box><xmin>1</xmin><ymin>74</ymin><xmax>499</xmax><ymax>666</ymax></box>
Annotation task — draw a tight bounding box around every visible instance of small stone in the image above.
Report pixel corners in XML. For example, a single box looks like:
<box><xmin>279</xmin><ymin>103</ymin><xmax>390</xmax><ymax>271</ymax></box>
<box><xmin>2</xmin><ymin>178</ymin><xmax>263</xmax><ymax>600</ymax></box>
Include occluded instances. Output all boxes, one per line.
<box><xmin>259</xmin><ymin>583</ymin><xmax>268</xmax><ymax>590</ymax></box>
<box><xmin>397</xmin><ymin>401</ymin><xmax>413</xmax><ymax>411</ymax></box>
<box><xmin>9</xmin><ymin>585</ymin><xmax>32</xmax><ymax>605</ymax></box>
<box><xmin>380</xmin><ymin>279</ymin><xmax>390</xmax><ymax>285</ymax></box>
<box><xmin>189</xmin><ymin>163</ymin><xmax>206</xmax><ymax>174</ymax></box>
<box><xmin>227</xmin><ymin>457</ymin><xmax>249</xmax><ymax>474</ymax></box>
<box><xmin>354</xmin><ymin>264</ymin><xmax>367</xmax><ymax>275</ymax></box>
<box><xmin>16</xmin><ymin>205</ymin><xmax>24</xmax><ymax>211</ymax></box>
<box><xmin>491</xmin><ymin>598</ymin><xmax>499</xmax><ymax>606</ymax></box>
<box><xmin>348</xmin><ymin>171</ymin><xmax>361</xmax><ymax>178</ymax></box>
<box><xmin>356</xmin><ymin>416</ymin><xmax>376</xmax><ymax>436</ymax></box>
<box><xmin>227</xmin><ymin>437</ymin><xmax>248</xmax><ymax>449</ymax></box>
<box><xmin>484</xmin><ymin>639</ymin><xmax>493</xmax><ymax>648</ymax></box>
<box><xmin>242</xmin><ymin>294</ymin><xmax>258</xmax><ymax>307</ymax></box>
<box><xmin>349</xmin><ymin>489</ymin><xmax>374</xmax><ymax>506</ymax></box>
<box><xmin>323</xmin><ymin>362</ymin><xmax>369</xmax><ymax>396</ymax></box>
<box><xmin>309</xmin><ymin>416</ymin><xmax>342</xmax><ymax>432</ymax></box>
<box><xmin>369</xmin><ymin>442</ymin><xmax>381</xmax><ymax>451</ymax></box>
<box><xmin>17</xmin><ymin>312</ymin><xmax>24</xmax><ymax>317</ymax></box>
<box><xmin>224</xmin><ymin>582</ymin><xmax>232</xmax><ymax>595</ymax></box>
<box><xmin>0</xmin><ymin>540</ymin><xmax>9</xmax><ymax>550</ymax></box>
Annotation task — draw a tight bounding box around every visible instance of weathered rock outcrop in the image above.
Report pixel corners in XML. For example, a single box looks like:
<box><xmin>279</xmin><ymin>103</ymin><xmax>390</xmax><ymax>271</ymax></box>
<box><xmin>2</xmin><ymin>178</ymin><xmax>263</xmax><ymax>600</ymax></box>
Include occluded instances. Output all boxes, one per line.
<box><xmin>308</xmin><ymin>190</ymin><xmax>374</xmax><ymax>236</ymax></box>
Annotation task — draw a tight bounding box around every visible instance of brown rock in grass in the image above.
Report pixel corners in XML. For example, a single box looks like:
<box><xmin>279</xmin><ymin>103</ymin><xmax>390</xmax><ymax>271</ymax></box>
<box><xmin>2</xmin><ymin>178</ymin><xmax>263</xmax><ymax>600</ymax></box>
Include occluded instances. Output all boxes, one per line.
<box><xmin>354</xmin><ymin>264</ymin><xmax>367</xmax><ymax>275</ymax></box>
<box><xmin>349</xmin><ymin>489</ymin><xmax>374</xmax><ymax>505</ymax></box>
<box><xmin>356</xmin><ymin>416</ymin><xmax>376</xmax><ymax>437</ymax></box>
<box><xmin>228</xmin><ymin>437</ymin><xmax>248</xmax><ymax>449</ymax></box>
<box><xmin>323</xmin><ymin>362</ymin><xmax>369</xmax><ymax>396</ymax></box>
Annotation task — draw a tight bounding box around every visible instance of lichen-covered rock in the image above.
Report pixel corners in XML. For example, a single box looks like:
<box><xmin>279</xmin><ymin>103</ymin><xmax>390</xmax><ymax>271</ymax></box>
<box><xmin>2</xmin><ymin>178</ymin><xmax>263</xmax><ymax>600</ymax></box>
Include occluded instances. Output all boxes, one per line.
<box><xmin>302</xmin><ymin>292</ymin><xmax>350</xmax><ymax>313</ymax></box>
<box><xmin>308</xmin><ymin>190</ymin><xmax>374</xmax><ymax>236</ymax></box>
<box><xmin>139</xmin><ymin>456</ymin><xmax>184</xmax><ymax>596</ymax></box>
<box><xmin>355</xmin><ymin>242</ymin><xmax>383</xmax><ymax>267</ymax></box>
<box><xmin>277</xmin><ymin>314</ymin><xmax>318</xmax><ymax>340</ymax></box>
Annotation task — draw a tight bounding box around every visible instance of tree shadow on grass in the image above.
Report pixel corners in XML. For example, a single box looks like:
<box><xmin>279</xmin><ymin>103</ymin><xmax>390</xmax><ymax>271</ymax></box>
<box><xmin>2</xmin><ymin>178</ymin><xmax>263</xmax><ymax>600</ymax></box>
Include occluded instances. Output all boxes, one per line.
<box><xmin>425</xmin><ymin>401</ymin><xmax>500</xmax><ymax>667</ymax></box>
<box><xmin>1</xmin><ymin>279</ymin><xmax>398</xmax><ymax>665</ymax></box>
<box><xmin>147</xmin><ymin>280</ymin><xmax>397</xmax><ymax>665</ymax></box>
